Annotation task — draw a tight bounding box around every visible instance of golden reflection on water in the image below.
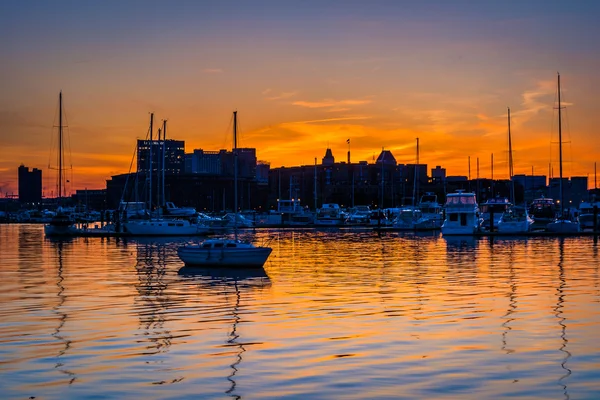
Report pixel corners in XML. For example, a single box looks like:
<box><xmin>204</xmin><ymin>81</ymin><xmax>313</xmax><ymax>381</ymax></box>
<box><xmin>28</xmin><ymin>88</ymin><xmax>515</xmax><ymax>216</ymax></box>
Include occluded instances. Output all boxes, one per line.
<box><xmin>1</xmin><ymin>225</ymin><xmax>599</xmax><ymax>399</ymax></box>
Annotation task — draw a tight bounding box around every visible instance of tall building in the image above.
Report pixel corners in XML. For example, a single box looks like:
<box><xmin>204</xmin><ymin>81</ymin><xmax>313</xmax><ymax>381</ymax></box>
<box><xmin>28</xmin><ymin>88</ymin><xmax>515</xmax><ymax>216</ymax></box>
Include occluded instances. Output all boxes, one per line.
<box><xmin>18</xmin><ymin>164</ymin><xmax>42</xmax><ymax>203</ymax></box>
<box><xmin>137</xmin><ymin>139</ymin><xmax>185</xmax><ymax>174</ymax></box>
<box><xmin>185</xmin><ymin>149</ymin><xmax>226</xmax><ymax>174</ymax></box>
<box><xmin>184</xmin><ymin>148</ymin><xmax>257</xmax><ymax>179</ymax></box>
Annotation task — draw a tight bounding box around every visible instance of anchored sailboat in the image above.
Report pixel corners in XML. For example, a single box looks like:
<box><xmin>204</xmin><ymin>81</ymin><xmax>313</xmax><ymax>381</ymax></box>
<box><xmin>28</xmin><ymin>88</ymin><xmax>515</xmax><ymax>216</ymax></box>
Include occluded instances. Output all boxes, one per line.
<box><xmin>547</xmin><ymin>73</ymin><xmax>579</xmax><ymax>233</ymax></box>
<box><xmin>44</xmin><ymin>92</ymin><xmax>77</xmax><ymax>237</ymax></box>
<box><xmin>177</xmin><ymin>111</ymin><xmax>272</xmax><ymax>267</ymax></box>
<box><xmin>498</xmin><ymin>107</ymin><xmax>533</xmax><ymax>233</ymax></box>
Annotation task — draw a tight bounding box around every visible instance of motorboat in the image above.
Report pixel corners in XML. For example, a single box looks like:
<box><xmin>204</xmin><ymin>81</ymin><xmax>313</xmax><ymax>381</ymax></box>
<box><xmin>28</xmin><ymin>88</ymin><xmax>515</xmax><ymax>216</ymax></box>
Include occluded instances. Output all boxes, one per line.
<box><xmin>346</xmin><ymin>205</ymin><xmax>371</xmax><ymax>225</ymax></box>
<box><xmin>578</xmin><ymin>200</ymin><xmax>600</xmax><ymax>231</ymax></box>
<box><xmin>529</xmin><ymin>197</ymin><xmax>555</xmax><ymax>230</ymax></box>
<box><xmin>392</xmin><ymin>207</ymin><xmax>422</xmax><ymax>230</ymax></box>
<box><xmin>416</xmin><ymin>193</ymin><xmax>443</xmax><ymax>229</ymax></box>
<box><xmin>441</xmin><ymin>191</ymin><xmax>480</xmax><ymax>235</ymax></box>
<box><xmin>497</xmin><ymin>205</ymin><xmax>533</xmax><ymax>233</ymax></box>
<box><xmin>315</xmin><ymin>203</ymin><xmax>345</xmax><ymax>226</ymax></box>
<box><xmin>479</xmin><ymin>197</ymin><xmax>511</xmax><ymax>231</ymax></box>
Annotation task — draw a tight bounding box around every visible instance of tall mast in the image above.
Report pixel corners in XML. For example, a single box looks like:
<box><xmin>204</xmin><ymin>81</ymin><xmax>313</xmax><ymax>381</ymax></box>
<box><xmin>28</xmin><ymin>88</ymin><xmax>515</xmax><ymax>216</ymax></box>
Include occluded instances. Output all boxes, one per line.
<box><xmin>149</xmin><ymin>113</ymin><xmax>154</xmax><ymax>212</ymax></box>
<box><xmin>162</xmin><ymin>119</ymin><xmax>167</xmax><ymax>207</ymax></box>
<box><xmin>58</xmin><ymin>91</ymin><xmax>63</xmax><ymax>203</ymax></box>
<box><xmin>157</xmin><ymin>127</ymin><xmax>161</xmax><ymax>209</ymax></box>
<box><xmin>233</xmin><ymin>111</ymin><xmax>238</xmax><ymax>240</ymax></box>
<box><xmin>314</xmin><ymin>158</ymin><xmax>317</xmax><ymax>210</ymax></box>
<box><xmin>508</xmin><ymin>107</ymin><xmax>515</xmax><ymax>204</ymax></box>
<box><xmin>413</xmin><ymin>138</ymin><xmax>419</xmax><ymax>207</ymax></box>
<box><xmin>557</xmin><ymin>72</ymin><xmax>564</xmax><ymax>216</ymax></box>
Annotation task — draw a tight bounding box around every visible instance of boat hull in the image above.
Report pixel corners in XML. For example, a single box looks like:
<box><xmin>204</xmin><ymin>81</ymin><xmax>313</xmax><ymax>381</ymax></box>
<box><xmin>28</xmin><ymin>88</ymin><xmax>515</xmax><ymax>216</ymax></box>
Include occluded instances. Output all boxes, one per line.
<box><xmin>177</xmin><ymin>246</ymin><xmax>272</xmax><ymax>268</ymax></box>
<box><xmin>497</xmin><ymin>221</ymin><xmax>531</xmax><ymax>234</ymax></box>
<box><xmin>44</xmin><ymin>224</ymin><xmax>79</xmax><ymax>236</ymax></box>
<box><xmin>547</xmin><ymin>220</ymin><xmax>579</xmax><ymax>233</ymax></box>
<box><xmin>123</xmin><ymin>220</ymin><xmax>210</xmax><ymax>236</ymax></box>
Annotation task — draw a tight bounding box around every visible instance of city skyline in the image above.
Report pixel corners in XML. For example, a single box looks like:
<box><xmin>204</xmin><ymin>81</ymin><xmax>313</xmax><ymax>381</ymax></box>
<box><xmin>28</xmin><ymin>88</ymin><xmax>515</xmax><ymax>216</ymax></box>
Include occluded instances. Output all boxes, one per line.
<box><xmin>2</xmin><ymin>1</ymin><xmax>600</xmax><ymax>195</ymax></box>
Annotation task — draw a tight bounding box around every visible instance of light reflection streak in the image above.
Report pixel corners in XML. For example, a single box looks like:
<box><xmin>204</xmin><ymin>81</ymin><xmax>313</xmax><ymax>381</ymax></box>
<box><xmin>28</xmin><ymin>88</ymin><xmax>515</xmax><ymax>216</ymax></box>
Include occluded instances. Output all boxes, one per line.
<box><xmin>555</xmin><ymin>239</ymin><xmax>571</xmax><ymax>400</ymax></box>
<box><xmin>500</xmin><ymin>240</ymin><xmax>517</xmax><ymax>356</ymax></box>
<box><xmin>178</xmin><ymin>266</ymin><xmax>270</xmax><ymax>399</ymax></box>
<box><xmin>51</xmin><ymin>240</ymin><xmax>76</xmax><ymax>384</ymax></box>
<box><xmin>132</xmin><ymin>242</ymin><xmax>177</xmax><ymax>385</ymax></box>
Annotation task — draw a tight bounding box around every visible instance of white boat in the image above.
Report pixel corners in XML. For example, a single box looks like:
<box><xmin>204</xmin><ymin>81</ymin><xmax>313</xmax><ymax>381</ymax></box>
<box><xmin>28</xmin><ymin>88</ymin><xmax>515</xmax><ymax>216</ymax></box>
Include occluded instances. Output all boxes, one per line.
<box><xmin>578</xmin><ymin>200</ymin><xmax>600</xmax><ymax>231</ymax></box>
<box><xmin>479</xmin><ymin>197</ymin><xmax>511</xmax><ymax>231</ymax></box>
<box><xmin>315</xmin><ymin>203</ymin><xmax>345</xmax><ymax>226</ymax></box>
<box><xmin>163</xmin><ymin>202</ymin><xmax>197</xmax><ymax>217</ymax></box>
<box><xmin>368</xmin><ymin>209</ymin><xmax>391</xmax><ymax>226</ymax></box>
<box><xmin>392</xmin><ymin>207</ymin><xmax>422</xmax><ymax>230</ymax></box>
<box><xmin>496</xmin><ymin>108</ymin><xmax>533</xmax><ymax>234</ymax></box>
<box><xmin>274</xmin><ymin>199</ymin><xmax>314</xmax><ymax>226</ymax></box>
<box><xmin>177</xmin><ymin>239</ymin><xmax>272</xmax><ymax>268</ymax></box>
<box><xmin>177</xmin><ymin>111</ymin><xmax>272</xmax><ymax>268</ymax></box>
<box><xmin>123</xmin><ymin>219</ymin><xmax>211</xmax><ymax>236</ymax></box>
<box><xmin>416</xmin><ymin>193</ymin><xmax>443</xmax><ymax>229</ymax></box>
<box><xmin>346</xmin><ymin>205</ymin><xmax>371</xmax><ymax>225</ymax></box>
<box><xmin>122</xmin><ymin>118</ymin><xmax>211</xmax><ymax>236</ymax></box>
<box><xmin>44</xmin><ymin>92</ymin><xmax>78</xmax><ymax>237</ymax></box>
<box><xmin>222</xmin><ymin>213</ymin><xmax>254</xmax><ymax>228</ymax></box>
<box><xmin>44</xmin><ymin>207</ymin><xmax>79</xmax><ymax>236</ymax></box>
<box><xmin>546</xmin><ymin>73</ymin><xmax>579</xmax><ymax>234</ymax></box>
<box><xmin>497</xmin><ymin>205</ymin><xmax>533</xmax><ymax>233</ymax></box>
<box><xmin>441</xmin><ymin>191</ymin><xmax>480</xmax><ymax>235</ymax></box>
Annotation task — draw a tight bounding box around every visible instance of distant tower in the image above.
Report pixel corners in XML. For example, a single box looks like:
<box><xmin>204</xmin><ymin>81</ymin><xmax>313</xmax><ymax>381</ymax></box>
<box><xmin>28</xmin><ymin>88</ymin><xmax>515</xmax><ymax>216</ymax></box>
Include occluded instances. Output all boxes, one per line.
<box><xmin>322</xmin><ymin>148</ymin><xmax>335</xmax><ymax>166</ymax></box>
<box><xmin>18</xmin><ymin>164</ymin><xmax>42</xmax><ymax>203</ymax></box>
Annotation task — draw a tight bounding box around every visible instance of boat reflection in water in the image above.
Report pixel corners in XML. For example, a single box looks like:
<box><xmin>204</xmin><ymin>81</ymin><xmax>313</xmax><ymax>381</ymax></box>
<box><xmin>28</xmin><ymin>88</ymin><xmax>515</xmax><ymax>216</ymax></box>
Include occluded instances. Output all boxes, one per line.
<box><xmin>178</xmin><ymin>266</ymin><xmax>270</xmax><ymax>399</ymax></box>
<box><xmin>50</xmin><ymin>240</ymin><xmax>76</xmax><ymax>385</ymax></box>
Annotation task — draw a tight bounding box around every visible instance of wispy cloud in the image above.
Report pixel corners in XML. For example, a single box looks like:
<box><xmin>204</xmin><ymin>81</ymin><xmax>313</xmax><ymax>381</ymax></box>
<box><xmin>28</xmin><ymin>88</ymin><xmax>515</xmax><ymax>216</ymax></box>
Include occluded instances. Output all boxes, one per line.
<box><xmin>282</xmin><ymin>116</ymin><xmax>372</xmax><ymax>125</ymax></box>
<box><xmin>202</xmin><ymin>68</ymin><xmax>223</xmax><ymax>74</ymax></box>
<box><xmin>265</xmin><ymin>91</ymin><xmax>298</xmax><ymax>101</ymax></box>
<box><xmin>509</xmin><ymin>79</ymin><xmax>557</xmax><ymax>123</ymax></box>
<box><xmin>292</xmin><ymin>98</ymin><xmax>372</xmax><ymax>109</ymax></box>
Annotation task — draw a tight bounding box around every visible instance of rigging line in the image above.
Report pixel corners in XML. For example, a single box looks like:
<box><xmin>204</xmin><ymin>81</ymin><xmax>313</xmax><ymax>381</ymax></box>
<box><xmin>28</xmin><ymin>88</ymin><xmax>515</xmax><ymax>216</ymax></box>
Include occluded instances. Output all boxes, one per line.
<box><xmin>119</xmin><ymin>144</ymin><xmax>139</xmax><ymax>204</ymax></box>
<box><xmin>63</xmin><ymin>103</ymin><xmax>74</xmax><ymax>194</ymax></box>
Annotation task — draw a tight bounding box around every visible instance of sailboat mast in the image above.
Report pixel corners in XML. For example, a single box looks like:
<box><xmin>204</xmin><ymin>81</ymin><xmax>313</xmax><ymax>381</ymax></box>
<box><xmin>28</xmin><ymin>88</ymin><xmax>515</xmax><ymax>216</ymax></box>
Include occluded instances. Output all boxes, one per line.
<box><xmin>508</xmin><ymin>107</ymin><xmax>515</xmax><ymax>204</ymax></box>
<box><xmin>233</xmin><ymin>111</ymin><xmax>238</xmax><ymax>240</ymax></box>
<box><xmin>413</xmin><ymin>138</ymin><xmax>419</xmax><ymax>207</ymax></box>
<box><xmin>557</xmin><ymin>72</ymin><xmax>564</xmax><ymax>216</ymax></box>
<box><xmin>149</xmin><ymin>113</ymin><xmax>154</xmax><ymax>213</ymax></box>
<box><xmin>162</xmin><ymin>119</ymin><xmax>167</xmax><ymax>207</ymax></box>
<box><xmin>58</xmin><ymin>91</ymin><xmax>63</xmax><ymax>202</ymax></box>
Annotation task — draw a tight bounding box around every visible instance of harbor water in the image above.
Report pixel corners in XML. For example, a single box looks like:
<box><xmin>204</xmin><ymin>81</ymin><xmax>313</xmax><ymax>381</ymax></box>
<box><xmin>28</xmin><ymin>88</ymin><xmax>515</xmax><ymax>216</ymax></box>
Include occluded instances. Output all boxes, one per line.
<box><xmin>1</xmin><ymin>224</ymin><xmax>599</xmax><ymax>399</ymax></box>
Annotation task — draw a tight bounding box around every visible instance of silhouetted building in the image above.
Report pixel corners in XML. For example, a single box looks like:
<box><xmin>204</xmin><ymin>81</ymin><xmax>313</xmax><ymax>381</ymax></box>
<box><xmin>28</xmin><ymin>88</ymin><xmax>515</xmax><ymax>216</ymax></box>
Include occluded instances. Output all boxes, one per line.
<box><xmin>322</xmin><ymin>148</ymin><xmax>335</xmax><ymax>166</ymax></box>
<box><xmin>73</xmin><ymin>189</ymin><xmax>107</xmax><ymax>211</ymax></box>
<box><xmin>106</xmin><ymin>172</ymin><xmax>268</xmax><ymax>212</ymax></box>
<box><xmin>184</xmin><ymin>147</ymin><xmax>257</xmax><ymax>179</ymax></box>
<box><xmin>431</xmin><ymin>166</ymin><xmax>446</xmax><ymax>183</ymax></box>
<box><xmin>185</xmin><ymin>149</ymin><xmax>227</xmax><ymax>174</ymax></box>
<box><xmin>256</xmin><ymin>161</ymin><xmax>270</xmax><ymax>185</ymax></box>
<box><xmin>18</xmin><ymin>164</ymin><xmax>42</xmax><ymax>204</ymax></box>
<box><xmin>570</xmin><ymin>176</ymin><xmax>589</xmax><ymax>206</ymax></box>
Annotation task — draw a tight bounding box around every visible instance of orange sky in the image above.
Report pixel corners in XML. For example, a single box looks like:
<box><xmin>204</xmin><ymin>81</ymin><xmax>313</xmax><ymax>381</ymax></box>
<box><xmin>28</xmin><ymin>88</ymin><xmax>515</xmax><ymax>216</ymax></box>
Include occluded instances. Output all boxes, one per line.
<box><xmin>1</xmin><ymin>2</ymin><xmax>599</xmax><ymax>196</ymax></box>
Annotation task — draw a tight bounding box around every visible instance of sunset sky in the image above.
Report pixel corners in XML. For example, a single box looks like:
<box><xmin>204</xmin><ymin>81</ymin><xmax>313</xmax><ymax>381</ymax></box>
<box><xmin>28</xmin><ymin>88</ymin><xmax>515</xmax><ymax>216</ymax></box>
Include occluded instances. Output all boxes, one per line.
<box><xmin>1</xmin><ymin>0</ymin><xmax>600</xmax><ymax>196</ymax></box>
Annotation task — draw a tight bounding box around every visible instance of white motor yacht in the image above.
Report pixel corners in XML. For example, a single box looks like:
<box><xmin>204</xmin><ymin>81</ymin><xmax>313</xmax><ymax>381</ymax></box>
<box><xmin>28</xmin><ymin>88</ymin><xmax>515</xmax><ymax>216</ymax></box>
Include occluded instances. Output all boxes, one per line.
<box><xmin>441</xmin><ymin>191</ymin><xmax>480</xmax><ymax>235</ymax></box>
<box><xmin>497</xmin><ymin>205</ymin><xmax>533</xmax><ymax>234</ymax></box>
